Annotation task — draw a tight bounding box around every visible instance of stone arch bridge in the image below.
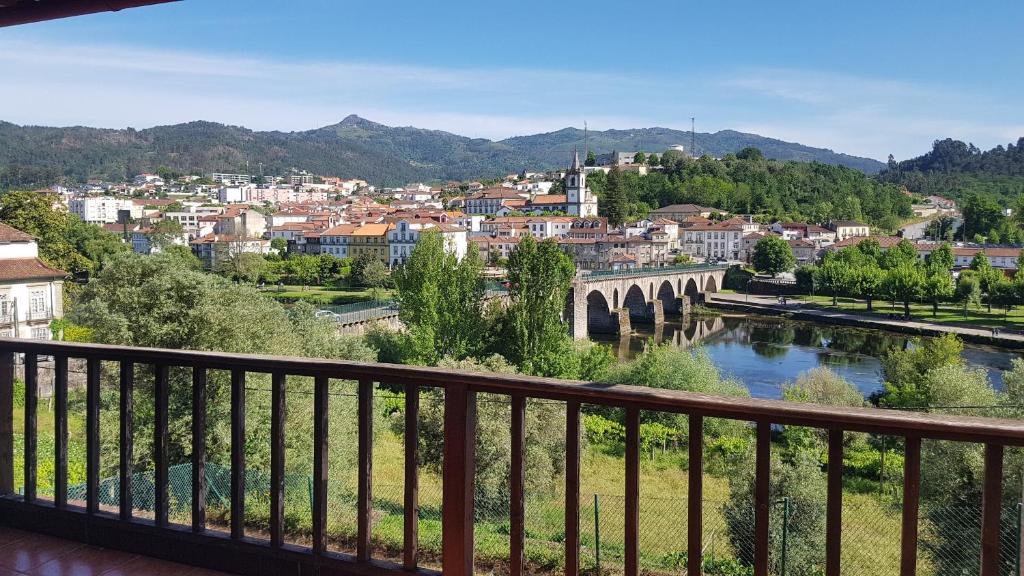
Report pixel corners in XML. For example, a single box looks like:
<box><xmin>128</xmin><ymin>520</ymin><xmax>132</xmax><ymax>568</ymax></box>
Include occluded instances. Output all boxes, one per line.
<box><xmin>567</xmin><ymin>264</ymin><xmax>728</xmax><ymax>339</ymax></box>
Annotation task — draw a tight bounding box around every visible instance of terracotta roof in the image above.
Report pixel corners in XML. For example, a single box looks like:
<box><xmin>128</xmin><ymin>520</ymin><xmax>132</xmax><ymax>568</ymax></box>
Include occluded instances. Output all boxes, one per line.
<box><xmin>528</xmin><ymin>194</ymin><xmax>568</xmax><ymax>205</ymax></box>
<box><xmin>0</xmin><ymin>258</ymin><xmax>66</xmax><ymax>281</ymax></box>
<box><xmin>0</xmin><ymin>223</ymin><xmax>34</xmax><ymax>243</ymax></box>
<box><xmin>953</xmin><ymin>247</ymin><xmax>1022</xmax><ymax>258</ymax></box>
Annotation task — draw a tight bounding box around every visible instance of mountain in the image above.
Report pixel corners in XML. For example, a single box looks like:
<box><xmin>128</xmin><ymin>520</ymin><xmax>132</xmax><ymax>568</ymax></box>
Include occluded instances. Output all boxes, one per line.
<box><xmin>877</xmin><ymin>138</ymin><xmax>1024</xmax><ymax>205</ymax></box>
<box><xmin>0</xmin><ymin>115</ymin><xmax>885</xmax><ymax>187</ymax></box>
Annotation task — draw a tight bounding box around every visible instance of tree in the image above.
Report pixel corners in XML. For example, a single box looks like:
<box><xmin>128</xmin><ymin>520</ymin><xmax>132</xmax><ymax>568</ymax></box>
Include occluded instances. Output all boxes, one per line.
<box><xmin>502</xmin><ymin>237</ymin><xmax>577</xmax><ymax>377</ymax></box>
<box><xmin>270</xmin><ymin>237</ymin><xmax>288</xmax><ymax>252</ymax></box>
<box><xmin>922</xmin><ymin>269</ymin><xmax>955</xmax><ymax>316</ymax></box>
<box><xmin>602</xmin><ymin>165</ymin><xmax>628</xmax><ymax>227</ymax></box>
<box><xmin>360</xmin><ymin>259</ymin><xmax>389</xmax><ymax>293</ymax></box>
<box><xmin>736</xmin><ymin>147</ymin><xmax>764</xmax><ymax>161</ymax></box>
<box><xmin>584</xmin><ymin>150</ymin><xmax>596</xmax><ymax>167</ymax></box>
<box><xmin>881</xmin><ymin>239</ymin><xmax>918</xmax><ymax>269</ymax></box>
<box><xmin>956</xmin><ymin>270</ymin><xmax>982</xmax><ymax>318</ymax></box>
<box><xmin>752</xmin><ymin>235</ymin><xmax>795</xmax><ymax>277</ymax></box>
<box><xmin>961</xmin><ymin>194</ymin><xmax>1004</xmax><ymax>241</ymax></box>
<box><xmin>633</xmin><ymin>151</ymin><xmax>646</xmax><ymax>165</ymax></box>
<box><xmin>149</xmin><ymin>218</ymin><xmax>184</xmax><ymax>251</ymax></box>
<box><xmin>217</xmin><ymin>251</ymin><xmax>267</xmax><ymax>284</ymax></box>
<box><xmin>852</xmin><ymin>263</ymin><xmax>885</xmax><ymax>311</ymax></box>
<box><xmin>392</xmin><ymin>230</ymin><xmax>486</xmax><ymax>364</ymax></box>
<box><xmin>880</xmin><ymin>333</ymin><xmax>963</xmax><ymax>408</ymax></box>
<box><xmin>646</xmin><ymin>153</ymin><xmax>659</xmax><ymax>166</ymax></box>
<box><xmin>969</xmin><ymin>251</ymin><xmax>1003</xmax><ymax>312</ymax></box>
<box><xmin>814</xmin><ymin>259</ymin><xmax>850</xmax><ymax>306</ymax></box>
<box><xmin>926</xmin><ymin>242</ymin><xmax>954</xmax><ymax>271</ymax></box>
<box><xmin>883</xmin><ymin>262</ymin><xmax>924</xmax><ymax>317</ymax></box>
<box><xmin>288</xmin><ymin>254</ymin><xmax>319</xmax><ymax>289</ymax></box>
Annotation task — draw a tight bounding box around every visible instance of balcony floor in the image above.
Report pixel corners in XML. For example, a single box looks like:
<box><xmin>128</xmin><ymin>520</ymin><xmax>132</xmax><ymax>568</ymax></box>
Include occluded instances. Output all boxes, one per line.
<box><xmin>0</xmin><ymin>527</ymin><xmax>229</xmax><ymax>576</ymax></box>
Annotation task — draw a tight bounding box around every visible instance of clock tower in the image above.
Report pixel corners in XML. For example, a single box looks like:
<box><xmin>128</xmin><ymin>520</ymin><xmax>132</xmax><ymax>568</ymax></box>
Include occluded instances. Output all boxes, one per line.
<box><xmin>565</xmin><ymin>149</ymin><xmax>598</xmax><ymax>217</ymax></box>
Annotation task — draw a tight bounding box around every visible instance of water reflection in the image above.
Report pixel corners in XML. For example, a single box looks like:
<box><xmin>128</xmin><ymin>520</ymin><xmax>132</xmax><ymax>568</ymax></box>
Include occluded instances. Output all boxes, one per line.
<box><xmin>592</xmin><ymin>314</ymin><xmax>1022</xmax><ymax>399</ymax></box>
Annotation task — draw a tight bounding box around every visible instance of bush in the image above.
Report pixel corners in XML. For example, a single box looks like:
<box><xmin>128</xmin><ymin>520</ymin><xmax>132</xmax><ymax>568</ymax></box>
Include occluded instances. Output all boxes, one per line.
<box><xmin>723</xmin><ymin>265</ymin><xmax>754</xmax><ymax>291</ymax></box>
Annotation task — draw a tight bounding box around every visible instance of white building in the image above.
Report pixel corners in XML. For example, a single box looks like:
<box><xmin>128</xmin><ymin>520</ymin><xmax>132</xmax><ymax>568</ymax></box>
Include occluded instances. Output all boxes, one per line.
<box><xmin>564</xmin><ymin>151</ymin><xmax>599</xmax><ymax>217</ymax></box>
<box><xmin>68</xmin><ymin>196</ymin><xmax>135</xmax><ymax>224</ymax></box>
<box><xmin>320</xmin><ymin>224</ymin><xmax>358</xmax><ymax>258</ymax></box>
<box><xmin>0</xmin><ymin>223</ymin><xmax>65</xmax><ymax>340</ymax></box>
<box><xmin>387</xmin><ymin>220</ymin><xmax>468</xmax><ymax>268</ymax></box>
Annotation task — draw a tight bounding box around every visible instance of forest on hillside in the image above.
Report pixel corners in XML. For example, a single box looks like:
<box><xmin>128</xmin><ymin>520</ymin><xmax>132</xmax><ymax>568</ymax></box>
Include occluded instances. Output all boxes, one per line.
<box><xmin>589</xmin><ymin>148</ymin><xmax>912</xmax><ymax>229</ymax></box>
<box><xmin>878</xmin><ymin>138</ymin><xmax>1024</xmax><ymax>205</ymax></box>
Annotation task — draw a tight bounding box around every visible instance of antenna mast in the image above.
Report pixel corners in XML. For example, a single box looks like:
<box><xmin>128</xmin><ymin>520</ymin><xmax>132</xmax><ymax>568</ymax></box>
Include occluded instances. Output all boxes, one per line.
<box><xmin>584</xmin><ymin>121</ymin><xmax>589</xmax><ymax>158</ymax></box>
<box><xmin>691</xmin><ymin>117</ymin><xmax>696</xmax><ymax>158</ymax></box>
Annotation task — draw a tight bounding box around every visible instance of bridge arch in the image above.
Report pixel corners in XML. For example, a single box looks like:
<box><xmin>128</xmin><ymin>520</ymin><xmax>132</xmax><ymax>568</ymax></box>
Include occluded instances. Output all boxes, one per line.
<box><xmin>586</xmin><ymin>290</ymin><xmax>617</xmax><ymax>335</ymax></box>
<box><xmin>684</xmin><ymin>277</ymin><xmax>700</xmax><ymax>305</ymax></box>
<box><xmin>622</xmin><ymin>284</ymin><xmax>651</xmax><ymax>323</ymax></box>
<box><xmin>657</xmin><ymin>280</ymin><xmax>679</xmax><ymax>315</ymax></box>
<box><xmin>705</xmin><ymin>274</ymin><xmax>719</xmax><ymax>294</ymax></box>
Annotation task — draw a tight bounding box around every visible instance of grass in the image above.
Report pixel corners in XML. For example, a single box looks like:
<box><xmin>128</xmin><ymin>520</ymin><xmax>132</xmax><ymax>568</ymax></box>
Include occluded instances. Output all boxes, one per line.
<box><xmin>793</xmin><ymin>294</ymin><xmax>1024</xmax><ymax>329</ymax></box>
<box><xmin>266</xmin><ymin>285</ymin><xmax>394</xmax><ymax>305</ymax></box>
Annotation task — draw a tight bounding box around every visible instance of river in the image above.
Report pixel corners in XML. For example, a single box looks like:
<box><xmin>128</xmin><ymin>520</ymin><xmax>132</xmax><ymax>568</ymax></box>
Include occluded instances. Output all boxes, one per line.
<box><xmin>593</xmin><ymin>314</ymin><xmax>1023</xmax><ymax>399</ymax></box>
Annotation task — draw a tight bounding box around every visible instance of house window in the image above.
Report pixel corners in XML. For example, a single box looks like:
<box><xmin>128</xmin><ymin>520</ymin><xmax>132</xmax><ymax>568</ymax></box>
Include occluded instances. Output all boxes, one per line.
<box><xmin>29</xmin><ymin>290</ymin><xmax>46</xmax><ymax>314</ymax></box>
<box><xmin>31</xmin><ymin>327</ymin><xmax>50</xmax><ymax>340</ymax></box>
<box><xmin>0</xmin><ymin>294</ymin><xmax>8</xmax><ymax>317</ymax></box>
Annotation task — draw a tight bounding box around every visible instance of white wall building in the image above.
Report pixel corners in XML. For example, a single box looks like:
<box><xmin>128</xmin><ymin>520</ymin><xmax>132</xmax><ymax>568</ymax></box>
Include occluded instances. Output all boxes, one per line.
<box><xmin>387</xmin><ymin>220</ymin><xmax>468</xmax><ymax>268</ymax></box>
<box><xmin>68</xmin><ymin>196</ymin><xmax>134</xmax><ymax>224</ymax></box>
<box><xmin>0</xmin><ymin>223</ymin><xmax>65</xmax><ymax>340</ymax></box>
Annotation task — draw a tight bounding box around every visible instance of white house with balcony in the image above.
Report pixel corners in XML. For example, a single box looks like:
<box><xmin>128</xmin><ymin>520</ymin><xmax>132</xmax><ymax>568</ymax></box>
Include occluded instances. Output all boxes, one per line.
<box><xmin>388</xmin><ymin>220</ymin><xmax>468</xmax><ymax>268</ymax></box>
<box><xmin>0</xmin><ymin>223</ymin><xmax>65</xmax><ymax>340</ymax></box>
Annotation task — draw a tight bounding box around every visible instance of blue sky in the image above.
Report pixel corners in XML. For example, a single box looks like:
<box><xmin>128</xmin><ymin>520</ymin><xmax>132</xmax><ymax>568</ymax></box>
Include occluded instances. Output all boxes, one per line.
<box><xmin>2</xmin><ymin>0</ymin><xmax>1023</xmax><ymax>160</ymax></box>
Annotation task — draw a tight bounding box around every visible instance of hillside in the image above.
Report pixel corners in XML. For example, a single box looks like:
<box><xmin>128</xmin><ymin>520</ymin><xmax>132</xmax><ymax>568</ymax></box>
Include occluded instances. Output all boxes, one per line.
<box><xmin>878</xmin><ymin>137</ymin><xmax>1024</xmax><ymax>205</ymax></box>
<box><xmin>0</xmin><ymin>115</ymin><xmax>885</xmax><ymax>187</ymax></box>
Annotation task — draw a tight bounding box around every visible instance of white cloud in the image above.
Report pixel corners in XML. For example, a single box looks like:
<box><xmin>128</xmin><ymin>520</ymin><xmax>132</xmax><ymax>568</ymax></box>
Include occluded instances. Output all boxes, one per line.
<box><xmin>0</xmin><ymin>36</ymin><xmax>1021</xmax><ymax>160</ymax></box>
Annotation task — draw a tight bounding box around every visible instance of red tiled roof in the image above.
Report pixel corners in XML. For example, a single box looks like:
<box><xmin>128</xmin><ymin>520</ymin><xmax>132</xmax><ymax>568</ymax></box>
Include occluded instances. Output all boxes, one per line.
<box><xmin>0</xmin><ymin>258</ymin><xmax>66</xmax><ymax>281</ymax></box>
<box><xmin>0</xmin><ymin>223</ymin><xmax>34</xmax><ymax>243</ymax></box>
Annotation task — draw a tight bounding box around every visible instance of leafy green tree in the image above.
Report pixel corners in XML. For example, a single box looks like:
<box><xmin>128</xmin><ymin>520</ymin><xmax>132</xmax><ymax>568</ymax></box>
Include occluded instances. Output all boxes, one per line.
<box><xmin>960</xmin><ymin>194</ymin><xmax>1004</xmax><ymax>241</ymax></box>
<box><xmin>969</xmin><ymin>251</ymin><xmax>1004</xmax><ymax>312</ymax></box>
<box><xmin>856</xmin><ymin>237</ymin><xmax>883</xmax><ymax>264</ymax></box>
<box><xmin>149</xmin><ymin>218</ymin><xmax>184</xmax><ymax>251</ymax></box>
<box><xmin>852</xmin><ymin>263</ymin><xmax>885</xmax><ymax>311</ymax></box>
<box><xmin>956</xmin><ymin>270</ymin><xmax>982</xmax><ymax>318</ymax></box>
<box><xmin>752</xmin><ymin>235</ymin><xmax>795</xmax><ymax>277</ymax></box>
<box><xmin>393</xmin><ymin>230</ymin><xmax>486</xmax><ymax>364</ymax></box>
<box><xmin>270</xmin><ymin>237</ymin><xmax>288</xmax><ymax>252</ymax></box>
<box><xmin>926</xmin><ymin>242</ymin><xmax>954</xmax><ymax>271</ymax></box>
<box><xmin>880</xmin><ymin>333</ymin><xmax>963</xmax><ymax>408</ymax></box>
<box><xmin>360</xmin><ymin>259</ymin><xmax>390</xmax><ymax>294</ymax></box>
<box><xmin>736</xmin><ymin>147</ymin><xmax>764</xmax><ymax>161</ymax></box>
<box><xmin>288</xmin><ymin>254</ymin><xmax>320</xmax><ymax>289</ymax></box>
<box><xmin>502</xmin><ymin>236</ymin><xmax>578</xmax><ymax>376</ymax></box>
<box><xmin>814</xmin><ymin>259</ymin><xmax>850</xmax><ymax>306</ymax></box>
<box><xmin>922</xmin><ymin>269</ymin><xmax>955</xmax><ymax>316</ymax></box>
<box><xmin>883</xmin><ymin>262</ymin><xmax>924</xmax><ymax>317</ymax></box>
<box><xmin>584</xmin><ymin>150</ymin><xmax>596</xmax><ymax>167</ymax></box>
<box><xmin>633</xmin><ymin>151</ymin><xmax>646</xmax><ymax>165</ymax></box>
<box><xmin>881</xmin><ymin>239</ymin><xmax>919</xmax><ymax>270</ymax></box>
<box><xmin>782</xmin><ymin>366</ymin><xmax>863</xmax><ymax>407</ymax></box>
<box><xmin>217</xmin><ymin>251</ymin><xmax>267</xmax><ymax>284</ymax></box>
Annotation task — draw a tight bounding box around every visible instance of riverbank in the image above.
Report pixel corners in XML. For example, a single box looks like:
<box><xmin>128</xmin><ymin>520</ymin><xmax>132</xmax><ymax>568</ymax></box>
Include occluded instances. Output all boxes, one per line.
<box><xmin>708</xmin><ymin>292</ymin><xmax>1024</xmax><ymax>350</ymax></box>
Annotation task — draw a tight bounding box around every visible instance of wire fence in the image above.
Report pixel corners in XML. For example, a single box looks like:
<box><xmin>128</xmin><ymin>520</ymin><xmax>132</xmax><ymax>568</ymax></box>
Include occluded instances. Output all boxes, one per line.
<box><xmin>13</xmin><ymin>463</ymin><xmax>1009</xmax><ymax>575</ymax></box>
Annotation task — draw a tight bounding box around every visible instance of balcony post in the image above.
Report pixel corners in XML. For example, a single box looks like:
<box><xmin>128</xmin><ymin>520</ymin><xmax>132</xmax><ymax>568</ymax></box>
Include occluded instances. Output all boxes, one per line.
<box><xmin>0</xmin><ymin>350</ymin><xmax>13</xmax><ymax>495</ymax></box>
<box><xmin>442</xmin><ymin>384</ymin><xmax>476</xmax><ymax>576</ymax></box>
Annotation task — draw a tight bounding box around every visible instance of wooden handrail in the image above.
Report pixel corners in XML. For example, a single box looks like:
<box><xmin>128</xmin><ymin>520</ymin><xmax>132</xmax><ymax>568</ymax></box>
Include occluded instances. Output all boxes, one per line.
<box><xmin>3</xmin><ymin>338</ymin><xmax>1024</xmax><ymax>444</ymax></box>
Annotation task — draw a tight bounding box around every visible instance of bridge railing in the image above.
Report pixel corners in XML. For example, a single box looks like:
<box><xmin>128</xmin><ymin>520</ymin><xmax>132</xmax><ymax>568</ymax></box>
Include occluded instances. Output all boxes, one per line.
<box><xmin>580</xmin><ymin>263</ymin><xmax>728</xmax><ymax>280</ymax></box>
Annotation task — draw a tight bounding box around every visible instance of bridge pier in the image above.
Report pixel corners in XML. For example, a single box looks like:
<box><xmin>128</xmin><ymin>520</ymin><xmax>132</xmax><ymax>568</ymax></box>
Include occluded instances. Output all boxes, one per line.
<box><xmin>650</xmin><ymin>300</ymin><xmax>664</xmax><ymax>325</ymax></box>
<box><xmin>677</xmin><ymin>297</ymin><xmax>690</xmax><ymax>316</ymax></box>
<box><xmin>616</xmin><ymin>308</ymin><xmax>631</xmax><ymax>335</ymax></box>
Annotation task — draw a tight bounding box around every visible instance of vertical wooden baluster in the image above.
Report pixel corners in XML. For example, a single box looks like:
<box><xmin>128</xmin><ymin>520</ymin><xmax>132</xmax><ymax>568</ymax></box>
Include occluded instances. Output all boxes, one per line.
<box><xmin>403</xmin><ymin>384</ymin><xmax>420</xmax><ymax>571</ymax></box>
<box><xmin>565</xmin><ymin>400</ymin><xmax>581</xmax><ymax>576</ymax></box>
<box><xmin>754</xmin><ymin>421</ymin><xmax>771</xmax><ymax>576</ymax></box>
<box><xmin>270</xmin><ymin>371</ymin><xmax>285</xmax><ymax>547</ymax></box>
<box><xmin>118</xmin><ymin>360</ymin><xmax>133</xmax><ymax>520</ymax></box>
<box><xmin>23</xmin><ymin>353</ymin><xmax>36</xmax><ymax>502</ymax></box>
<box><xmin>312</xmin><ymin>375</ymin><xmax>328</xmax><ymax>554</ymax></box>
<box><xmin>54</xmin><ymin>355</ymin><xmax>67</xmax><ymax>508</ymax></box>
<box><xmin>441</xmin><ymin>384</ymin><xmax>476</xmax><ymax>576</ymax></box>
<box><xmin>357</xmin><ymin>379</ymin><xmax>374</xmax><ymax>561</ymax></box>
<box><xmin>900</xmin><ymin>436</ymin><xmax>921</xmax><ymax>576</ymax></box>
<box><xmin>688</xmin><ymin>415</ymin><xmax>704</xmax><ymax>576</ymax></box>
<box><xmin>86</xmin><ymin>357</ymin><xmax>100</xmax><ymax>514</ymax></box>
<box><xmin>509</xmin><ymin>394</ymin><xmax>526</xmax><ymax>576</ymax></box>
<box><xmin>980</xmin><ymin>444</ymin><xmax>1004</xmax><ymax>576</ymax></box>
<box><xmin>0</xmin><ymin>351</ymin><xmax>13</xmax><ymax>496</ymax></box>
<box><xmin>192</xmin><ymin>366</ymin><xmax>207</xmax><ymax>533</ymax></box>
<box><xmin>154</xmin><ymin>364</ymin><xmax>169</xmax><ymax>527</ymax></box>
<box><xmin>230</xmin><ymin>369</ymin><xmax>245</xmax><ymax>539</ymax></box>
<box><xmin>826</xmin><ymin>429</ymin><xmax>844</xmax><ymax>576</ymax></box>
<box><xmin>624</xmin><ymin>407</ymin><xmax>640</xmax><ymax>576</ymax></box>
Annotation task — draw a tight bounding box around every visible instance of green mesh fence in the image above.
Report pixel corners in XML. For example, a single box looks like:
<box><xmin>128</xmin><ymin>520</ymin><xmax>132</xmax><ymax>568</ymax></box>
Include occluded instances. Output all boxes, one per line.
<box><xmin>56</xmin><ymin>464</ymin><xmax>1023</xmax><ymax>576</ymax></box>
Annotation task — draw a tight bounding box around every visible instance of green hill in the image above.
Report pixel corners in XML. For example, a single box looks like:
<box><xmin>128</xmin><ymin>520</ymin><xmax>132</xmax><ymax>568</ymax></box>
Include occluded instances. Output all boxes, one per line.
<box><xmin>0</xmin><ymin>115</ymin><xmax>885</xmax><ymax>187</ymax></box>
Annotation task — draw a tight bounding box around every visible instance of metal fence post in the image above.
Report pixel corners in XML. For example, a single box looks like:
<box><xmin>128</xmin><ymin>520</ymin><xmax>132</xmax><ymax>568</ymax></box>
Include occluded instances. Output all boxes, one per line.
<box><xmin>780</xmin><ymin>497</ymin><xmax>791</xmax><ymax>576</ymax></box>
<box><xmin>593</xmin><ymin>493</ymin><xmax>601</xmax><ymax>576</ymax></box>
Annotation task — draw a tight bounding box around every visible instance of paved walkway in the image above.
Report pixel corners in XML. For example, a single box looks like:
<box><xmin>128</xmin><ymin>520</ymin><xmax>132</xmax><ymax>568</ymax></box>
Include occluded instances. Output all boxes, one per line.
<box><xmin>709</xmin><ymin>292</ymin><xmax>1024</xmax><ymax>348</ymax></box>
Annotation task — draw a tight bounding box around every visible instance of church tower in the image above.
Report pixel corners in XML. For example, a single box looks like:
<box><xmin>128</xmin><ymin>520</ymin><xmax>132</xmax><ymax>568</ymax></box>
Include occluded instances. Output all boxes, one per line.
<box><xmin>565</xmin><ymin>148</ymin><xmax>598</xmax><ymax>217</ymax></box>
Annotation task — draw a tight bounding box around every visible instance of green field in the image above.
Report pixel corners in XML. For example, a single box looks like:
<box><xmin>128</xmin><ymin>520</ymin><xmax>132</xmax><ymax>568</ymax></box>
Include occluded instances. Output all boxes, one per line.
<box><xmin>792</xmin><ymin>294</ymin><xmax>1024</xmax><ymax>329</ymax></box>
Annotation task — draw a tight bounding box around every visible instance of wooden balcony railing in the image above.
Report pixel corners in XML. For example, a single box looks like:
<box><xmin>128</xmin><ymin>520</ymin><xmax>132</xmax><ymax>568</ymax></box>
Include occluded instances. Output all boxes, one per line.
<box><xmin>2</xmin><ymin>337</ymin><xmax>1024</xmax><ymax>576</ymax></box>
